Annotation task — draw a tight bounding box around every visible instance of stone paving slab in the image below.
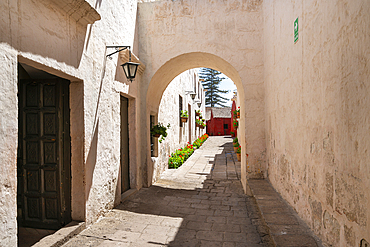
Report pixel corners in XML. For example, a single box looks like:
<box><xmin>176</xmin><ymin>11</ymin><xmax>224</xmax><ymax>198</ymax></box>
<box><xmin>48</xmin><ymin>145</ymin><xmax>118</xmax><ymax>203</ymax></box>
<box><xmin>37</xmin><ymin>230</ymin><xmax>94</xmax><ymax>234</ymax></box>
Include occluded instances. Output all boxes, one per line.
<box><xmin>248</xmin><ymin>179</ymin><xmax>324</xmax><ymax>247</ymax></box>
<box><xmin>62</xmin><ymin>136</ymin><xmax>273</xmax><ymax>247</ymax></box>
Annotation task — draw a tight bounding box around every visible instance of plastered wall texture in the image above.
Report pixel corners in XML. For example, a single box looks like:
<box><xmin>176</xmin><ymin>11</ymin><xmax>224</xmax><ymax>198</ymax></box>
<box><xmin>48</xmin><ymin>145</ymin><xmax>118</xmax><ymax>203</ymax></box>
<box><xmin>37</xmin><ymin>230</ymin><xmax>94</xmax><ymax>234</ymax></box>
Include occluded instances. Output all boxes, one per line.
<box><xmin>263</xmin><ymin>0</ymin><xmax>370</xmax><ymax>245</ymax></box>
<box><xmin>0</xmin><ymin>44</ymin><xmax>18</xmax><ymax>246</ymax></box>
<box><xmin>0</xmin><ymin>0</ymin><xmax>141</xmax><ymax>245</ymax></box>
<box><xmin>153</xmin><ymin>69</ymin><xmax>206</xmax><ymax>183</ymax></box>
<box><xmin>138</xmin><ymin>0</ymin><xmax>266</xmax><ymax>193</ymax></box>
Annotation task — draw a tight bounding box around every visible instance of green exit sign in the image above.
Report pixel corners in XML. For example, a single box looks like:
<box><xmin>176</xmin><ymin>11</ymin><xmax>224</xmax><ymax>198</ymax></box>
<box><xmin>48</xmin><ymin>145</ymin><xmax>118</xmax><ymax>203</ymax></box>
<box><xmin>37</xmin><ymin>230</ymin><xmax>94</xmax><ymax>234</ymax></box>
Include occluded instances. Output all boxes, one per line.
<box><xmin>294</xmin><ymin>17</ymin><xmax>299</xmax><ymax>43</ymax></box>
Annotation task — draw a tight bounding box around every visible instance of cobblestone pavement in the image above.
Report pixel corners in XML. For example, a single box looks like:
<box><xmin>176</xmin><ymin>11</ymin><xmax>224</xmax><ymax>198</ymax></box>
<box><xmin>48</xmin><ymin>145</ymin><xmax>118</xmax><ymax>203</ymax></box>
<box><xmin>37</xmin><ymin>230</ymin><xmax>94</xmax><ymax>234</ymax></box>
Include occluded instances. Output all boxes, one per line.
<box><xmin>62</xmin><ymin>136</ymin><xmax>274</xmax><ymax>246</ymax></box>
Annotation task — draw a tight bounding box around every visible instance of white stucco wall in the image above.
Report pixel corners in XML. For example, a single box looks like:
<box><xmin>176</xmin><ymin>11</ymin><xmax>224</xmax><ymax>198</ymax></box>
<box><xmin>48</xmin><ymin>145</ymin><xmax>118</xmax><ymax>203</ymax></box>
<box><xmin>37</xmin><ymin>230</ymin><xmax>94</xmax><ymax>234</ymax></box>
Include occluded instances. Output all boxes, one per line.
<box><xmin>152</xmin><ymin>69</ymin><xmax>205</xmax><ymax>182</ymax></box>
<box><xmin>0</xmin><ymin>44</ymin><xmax>18</xmax><ymax>246</ymax></box>
<box><xmin>263</xmin><ymin>1</ymin><xmax>370</xmax><ymax>245</ymax></box>
<box><xmin>0</xmin><ymin>0</ymin><xmax>141</xmax><ymax>244</ymax></box>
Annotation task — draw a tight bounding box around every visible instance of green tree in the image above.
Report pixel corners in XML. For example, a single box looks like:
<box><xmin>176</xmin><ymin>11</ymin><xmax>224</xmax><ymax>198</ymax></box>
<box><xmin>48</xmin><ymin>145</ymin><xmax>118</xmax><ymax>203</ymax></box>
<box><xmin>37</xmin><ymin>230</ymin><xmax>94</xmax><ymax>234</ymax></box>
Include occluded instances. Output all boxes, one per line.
<box><xmin>199</xmin><ymin>68</ymin><xmax>229</xmax><ymax>107</ymax></box>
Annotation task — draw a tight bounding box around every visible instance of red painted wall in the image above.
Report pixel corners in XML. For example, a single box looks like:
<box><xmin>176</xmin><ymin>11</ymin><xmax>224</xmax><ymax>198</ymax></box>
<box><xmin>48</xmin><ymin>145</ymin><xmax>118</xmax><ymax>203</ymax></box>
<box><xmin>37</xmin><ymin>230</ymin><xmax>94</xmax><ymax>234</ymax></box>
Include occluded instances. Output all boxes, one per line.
<box><xmin>230</xmin><ymin>101</ymin><xmax>237</xmax><ymax>137</ymax></box>
<box><xmin>206</xmin><ymin>117</ymin><xmax>231</xmax><ymax>136</ymax></box>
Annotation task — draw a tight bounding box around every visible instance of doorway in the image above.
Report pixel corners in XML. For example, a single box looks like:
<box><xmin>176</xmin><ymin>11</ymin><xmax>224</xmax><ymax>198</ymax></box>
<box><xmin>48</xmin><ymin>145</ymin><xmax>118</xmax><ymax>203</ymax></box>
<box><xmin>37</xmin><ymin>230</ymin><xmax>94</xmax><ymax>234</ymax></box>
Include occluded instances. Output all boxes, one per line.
<box><xmin>120</xmin><ymin>96</ymin><xmax>130</xmax><ymax>193</ymax></box>
<box><xmin>17</xmin><ymin>63</ymin><xmax>71</xmax><ymax>231</ymax></box>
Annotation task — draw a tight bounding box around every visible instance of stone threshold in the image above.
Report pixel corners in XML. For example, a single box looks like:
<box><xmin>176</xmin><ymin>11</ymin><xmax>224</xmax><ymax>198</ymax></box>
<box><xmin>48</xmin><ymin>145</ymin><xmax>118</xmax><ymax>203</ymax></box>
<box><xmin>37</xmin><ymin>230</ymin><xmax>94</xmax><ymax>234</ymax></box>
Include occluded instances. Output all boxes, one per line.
<box><xmin>120</xmin><ymin>188</ymin><xmax>138</xmax><ymax>202</ymax></box>
<box><xmin>32</xmin><ymin>221</ymin><xmax>85</xmax><ymax>247</ymax></box>
<box><xmin>248</xmin><ymin>179</ymin><xmax>324</xmax><ymax>247</ymax></box>
<box><xmin>32</xmin><ymin>189</ymin><xmax>138</xmax><ymax>247</ymax></box>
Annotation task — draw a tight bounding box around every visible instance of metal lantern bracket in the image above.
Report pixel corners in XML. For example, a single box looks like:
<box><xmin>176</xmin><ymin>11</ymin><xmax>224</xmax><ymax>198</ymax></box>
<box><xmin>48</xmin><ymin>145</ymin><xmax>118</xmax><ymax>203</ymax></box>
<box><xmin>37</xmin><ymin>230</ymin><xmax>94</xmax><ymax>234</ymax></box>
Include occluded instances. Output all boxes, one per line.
<box><xmin>106</xmin><ymin>46</ymin><xmax>131</xmax><ymax>59</ymax></box>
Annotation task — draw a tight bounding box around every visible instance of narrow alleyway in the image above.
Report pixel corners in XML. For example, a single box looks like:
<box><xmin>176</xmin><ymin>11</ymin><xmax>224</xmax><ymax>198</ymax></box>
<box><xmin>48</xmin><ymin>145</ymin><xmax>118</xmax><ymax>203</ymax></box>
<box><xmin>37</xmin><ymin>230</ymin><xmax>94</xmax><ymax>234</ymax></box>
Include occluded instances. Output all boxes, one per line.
<box><xmin>62</xmin><ymin>136</ymin><xmax>273</xmax><ymax>246</ymax></box>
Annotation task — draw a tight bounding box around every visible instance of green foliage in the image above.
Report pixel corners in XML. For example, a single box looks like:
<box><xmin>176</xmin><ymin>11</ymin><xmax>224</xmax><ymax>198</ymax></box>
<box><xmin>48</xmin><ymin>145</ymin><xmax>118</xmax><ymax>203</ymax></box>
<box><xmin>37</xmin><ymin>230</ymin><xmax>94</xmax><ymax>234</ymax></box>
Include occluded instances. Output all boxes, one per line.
<box><xmin>151</xmin><ymin>122</ymin><xmax>170</xmax><ymax>143</ymax></box>
<box><xmin>233</xmin><ymin>141</ymin><xmax>239</xmax><ymax>147</ymax></box>
<box><xmin>169</xmin><ymin>134</ymin><xmax>209</xmax><ymax>168</ymax></box>
<box><xmin>233</xmin><ymin>137</ymin><xmax>238</xmax><ymax>143</ymax></box>
<box><xmin>233</xmin><ymin>120</ymin><xmax>238</xmax><ymax>128</ymax></box>
<box><xmin>233</xmin><ymin>107</ymin><xmax>240</xmax><ymax>115</ymax></box>
<box><xmin>195</xmin><ymin>119</ymin><xmax>204</xmax><ymax>125</ymax></box>
<box><xmin>236</xmin><ymin>145</ymin><xmax>241</xmax><ymax>154</ymax></box>
<box><xmin>199</xmin><ymin>68</ymin><xmax>229</xmax><ymax>107</ymax></box>
<box><xmin>181</xmin><ymin>110</ymin><xmax>188</xmax><ymax>118</ymax></box>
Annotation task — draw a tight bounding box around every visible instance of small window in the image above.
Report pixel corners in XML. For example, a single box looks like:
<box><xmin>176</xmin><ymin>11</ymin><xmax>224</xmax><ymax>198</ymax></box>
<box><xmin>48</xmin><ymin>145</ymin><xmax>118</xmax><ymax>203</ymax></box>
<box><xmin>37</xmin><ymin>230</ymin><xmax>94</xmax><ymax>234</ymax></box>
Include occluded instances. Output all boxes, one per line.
<box><xmin>224</xmin><ymin>124</ymin><xmax>228</xmax><ymax>129</ymax></box>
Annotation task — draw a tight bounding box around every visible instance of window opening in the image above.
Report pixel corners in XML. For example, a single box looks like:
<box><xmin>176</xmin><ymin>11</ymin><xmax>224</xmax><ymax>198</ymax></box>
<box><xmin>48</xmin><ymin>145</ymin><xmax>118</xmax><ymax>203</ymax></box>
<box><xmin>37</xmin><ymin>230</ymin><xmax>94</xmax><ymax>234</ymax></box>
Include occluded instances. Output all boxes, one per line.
<box><xmin>179</xmin><ymin>95</ymin><xmax>183</xmax><ymax>127</ymax></box>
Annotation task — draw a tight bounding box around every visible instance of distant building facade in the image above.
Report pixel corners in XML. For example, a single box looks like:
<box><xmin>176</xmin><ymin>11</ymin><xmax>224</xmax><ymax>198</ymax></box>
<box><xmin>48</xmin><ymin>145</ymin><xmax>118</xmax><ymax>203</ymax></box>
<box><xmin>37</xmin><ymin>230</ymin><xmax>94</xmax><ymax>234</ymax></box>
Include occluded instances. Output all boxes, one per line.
<box><xmin>205</xmin><ymin>107</ymin><xmax>232</xmax><ymax>136</ymax></box>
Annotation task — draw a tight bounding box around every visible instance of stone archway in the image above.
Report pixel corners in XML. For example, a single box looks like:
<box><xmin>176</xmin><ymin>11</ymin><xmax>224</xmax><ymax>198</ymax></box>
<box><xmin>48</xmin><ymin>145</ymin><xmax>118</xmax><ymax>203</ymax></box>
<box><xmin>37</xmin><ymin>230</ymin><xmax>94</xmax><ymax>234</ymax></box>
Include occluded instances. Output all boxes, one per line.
<box><xmin>144</xmin><ymin>52</ymin><xmax>262</xmax><ymax>193</ymax></box>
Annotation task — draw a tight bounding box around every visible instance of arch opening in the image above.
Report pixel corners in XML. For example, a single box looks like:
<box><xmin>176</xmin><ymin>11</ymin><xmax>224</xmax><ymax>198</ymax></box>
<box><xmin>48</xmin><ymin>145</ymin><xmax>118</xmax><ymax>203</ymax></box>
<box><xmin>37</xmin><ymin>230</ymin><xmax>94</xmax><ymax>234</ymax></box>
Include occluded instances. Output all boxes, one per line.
<box><xmin>145</xmin><ymin>52</ymin><xmax>249</xmax><ymax>190</ymax></box>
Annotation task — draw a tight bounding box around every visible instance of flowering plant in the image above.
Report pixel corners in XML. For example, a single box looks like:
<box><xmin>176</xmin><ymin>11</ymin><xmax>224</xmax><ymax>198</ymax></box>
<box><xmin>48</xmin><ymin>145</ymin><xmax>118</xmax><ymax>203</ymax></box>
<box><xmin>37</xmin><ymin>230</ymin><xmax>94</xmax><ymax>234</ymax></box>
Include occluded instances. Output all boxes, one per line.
<box><xmin>233</xmin><ymin>107</ymin><xmax>240</xmax><ymax>115</ymax></box>
<box><xmin>195</xmin><ymin>119</ymin><xmax>203</xmax><ymax>125</ymax></box>
<box><xmin>233</xmin><ymin>120</ymin><xmax>238</xmax><ymax>128</ymax></box>
<box><xmin>236</xmin><ymin>145</ymin><xmax>241</xmax><ymax>154</ymax></box>
<box><xmin>168</xmin><ymin>134</ymin><xmax>209</xmax><ymax>168</ymax></box>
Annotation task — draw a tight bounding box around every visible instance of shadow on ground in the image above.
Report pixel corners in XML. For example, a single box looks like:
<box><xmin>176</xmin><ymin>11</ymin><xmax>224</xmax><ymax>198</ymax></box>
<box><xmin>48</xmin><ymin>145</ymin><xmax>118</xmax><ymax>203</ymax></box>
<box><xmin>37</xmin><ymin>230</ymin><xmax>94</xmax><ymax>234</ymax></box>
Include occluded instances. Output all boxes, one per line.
<box><xmin>63</xmin><ymin>138</ymin><xmax>273</xmax><ymax>246</ymax></box>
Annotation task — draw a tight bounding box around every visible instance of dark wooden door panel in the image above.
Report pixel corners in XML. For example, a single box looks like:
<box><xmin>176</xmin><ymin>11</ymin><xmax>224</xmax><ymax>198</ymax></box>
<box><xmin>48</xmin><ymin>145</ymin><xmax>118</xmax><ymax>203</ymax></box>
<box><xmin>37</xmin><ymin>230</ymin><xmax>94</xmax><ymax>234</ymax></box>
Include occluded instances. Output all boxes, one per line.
<box><xmin>120</xmin><ymin>96</ymin><xmax>130</xmax><ymax>193</ymax></box>
<box><xmin>18</xmin><ymin>79</ymin><xmax>71</xmax><ymax>230</ymax></box>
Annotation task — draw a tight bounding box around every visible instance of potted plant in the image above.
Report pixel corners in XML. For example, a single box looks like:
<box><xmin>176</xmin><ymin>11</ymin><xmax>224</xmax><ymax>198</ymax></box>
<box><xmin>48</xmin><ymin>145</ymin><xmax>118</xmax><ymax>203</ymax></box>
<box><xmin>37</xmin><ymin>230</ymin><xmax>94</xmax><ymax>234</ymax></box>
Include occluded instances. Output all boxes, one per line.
<box><xmin>201</xmin><ymin>122</ymin><xmax>206</xmax><ymax>129</ymax></box>
<box><xmin>230</xmin><ymin>131</ymin><xmax>234</xmax><ymax>137</ymax></box>
<box><xmin>233</xmin><ymin>120</ymin><xmax>238</xmax><ymax>129</ymax></box>
<box><xmin>150</xmin><ymin>122</ymin><xmax>170</xmax><ymax>143</ymax></box>
<box><xmin>233</xmin><ymin>141</ymin><xmax>239</xmax><ymax>153</ymax></box>
<box><xmin>195</xmin><ymin>119</ymin><xmax>203</xmax><ymax>128</ymax></box>
<box><xmin>233</xmin><ymin>109</ymin><xmax>237</xmax><ymax>119</ymax></box>
<box><xmin>180</xmin><ymin>110</ymin><xmax>188</xmax><ymax>122</ymax></box>
<box><xmin>195</xmin><ymin>109</ymin><xmax>201</xmax><ymax>117</ymax></box>
<box><xmin>236</xmin><ymin>107</ymin><xmax>240</xmax><ymax>118</ymax></box>
<box><xmin>233</xmin><ymin>138</ymin><xmax>239</xmax><ymax>152</ymax></box>
<box><xmin>236</xmin><ymin>145</ymin><xmax>241</xmax><ymax>161</ymax></box>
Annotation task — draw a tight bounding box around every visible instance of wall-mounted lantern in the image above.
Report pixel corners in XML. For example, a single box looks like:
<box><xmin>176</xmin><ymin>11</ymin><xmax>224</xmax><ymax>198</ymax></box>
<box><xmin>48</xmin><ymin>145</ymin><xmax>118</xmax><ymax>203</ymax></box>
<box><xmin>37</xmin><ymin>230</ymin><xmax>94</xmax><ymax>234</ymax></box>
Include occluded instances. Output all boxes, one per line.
<box><xmin>106</xmin><ymin>46</ymin><xmax>139</xmax><ymax>82</ymax></box>
<box><xmin>194</xmin><ymin>99</ymin><xmax>201</xmax><ymax>108</ymax></box>
<box><xmin>185</xmin><ymin>91</ymin><xmax>197</xmax><ymax>100</ymax></box>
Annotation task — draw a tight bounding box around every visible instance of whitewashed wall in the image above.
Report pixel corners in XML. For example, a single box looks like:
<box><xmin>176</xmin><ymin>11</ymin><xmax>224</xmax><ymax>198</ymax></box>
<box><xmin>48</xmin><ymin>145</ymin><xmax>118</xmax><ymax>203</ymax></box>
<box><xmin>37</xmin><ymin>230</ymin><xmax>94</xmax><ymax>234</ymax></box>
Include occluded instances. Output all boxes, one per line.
<box><xmin>263</xmin><ymin>0</ymin><xmax>370</xmax><ymax>245</ymax></box>
<box><xmin>0</xmin><ymin>0</ymin><xmax>141</xmax><ymax>245</ymax></box>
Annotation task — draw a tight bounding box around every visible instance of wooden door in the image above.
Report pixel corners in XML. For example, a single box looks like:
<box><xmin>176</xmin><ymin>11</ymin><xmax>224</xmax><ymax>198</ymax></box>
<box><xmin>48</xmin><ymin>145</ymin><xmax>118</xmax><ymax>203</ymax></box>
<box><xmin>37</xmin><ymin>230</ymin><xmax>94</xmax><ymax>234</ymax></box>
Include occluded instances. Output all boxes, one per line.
<box><xmin>18</xmin><ymin>79</ymin><xmax>71</xmax><ymax>230</ymax></box>
<box><xmin>120</xmin><ymin>96</ymin><xmax>130</xmax><ymax>193</ymax></box>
